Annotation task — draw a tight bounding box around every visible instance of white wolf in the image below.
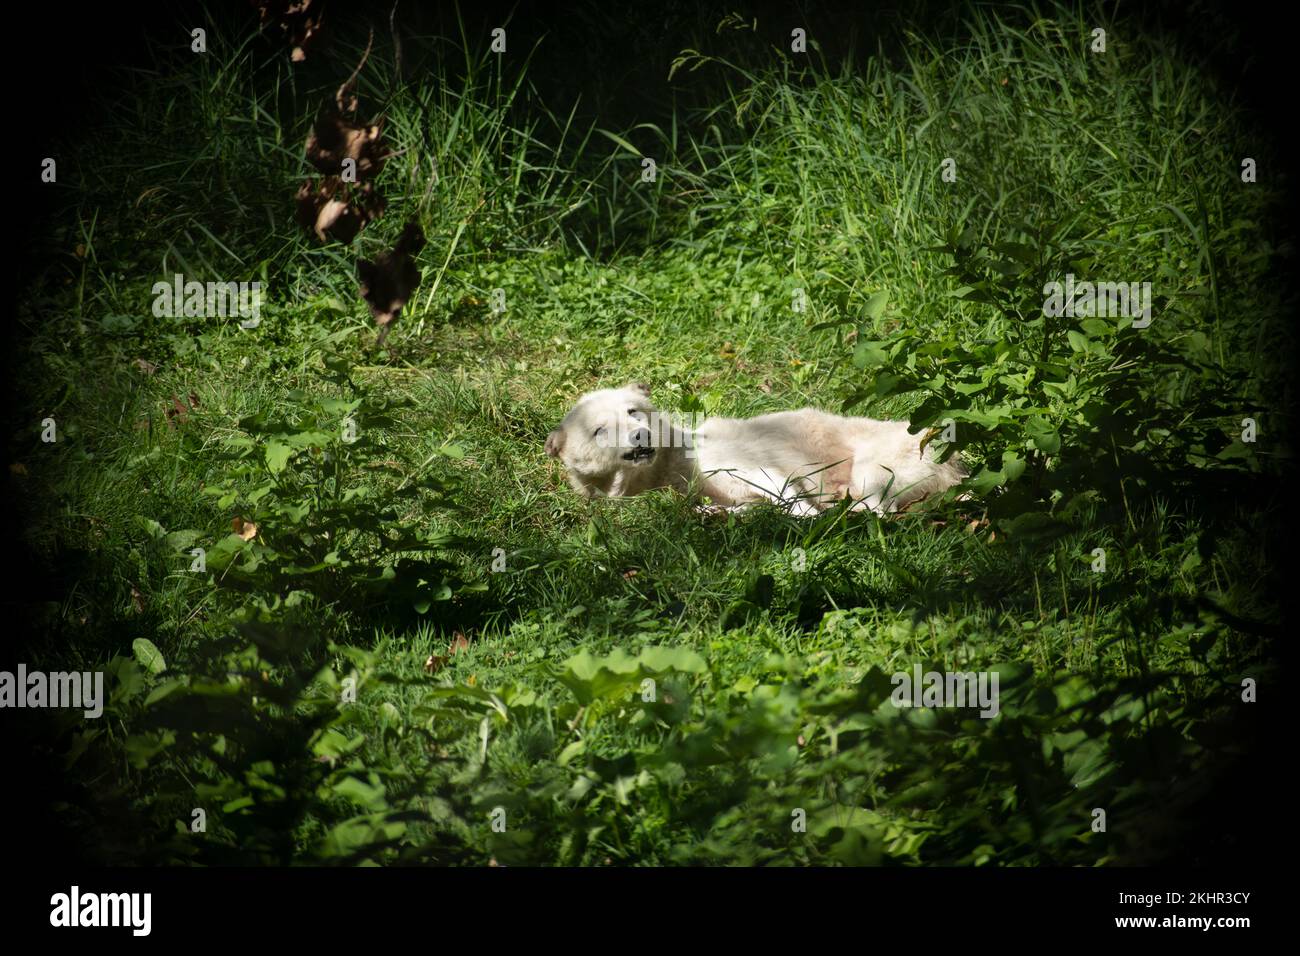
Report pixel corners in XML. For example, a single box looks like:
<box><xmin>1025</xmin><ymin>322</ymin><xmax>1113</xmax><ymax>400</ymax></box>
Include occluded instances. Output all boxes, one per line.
<box><xmin>545</xmin><ymin>383</ymin><xmax>966</xmax><ymax>515</ymax></box>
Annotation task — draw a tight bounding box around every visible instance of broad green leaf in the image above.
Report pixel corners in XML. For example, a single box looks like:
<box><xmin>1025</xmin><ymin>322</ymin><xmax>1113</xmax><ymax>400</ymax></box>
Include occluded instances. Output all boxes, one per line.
<box><xmin>132</xmin><ymin>638</ymin><xmax>167</xmax><ymax>675</ymax></box>
<box><xmin>863</xmin><ymin>291</ymin><xmax>889</xmax><ymax>321</ymax></box>
<box><xmin>852</xmin><ymin>339</ymin><xmax>889</xmax><ymax>368</ymax></box>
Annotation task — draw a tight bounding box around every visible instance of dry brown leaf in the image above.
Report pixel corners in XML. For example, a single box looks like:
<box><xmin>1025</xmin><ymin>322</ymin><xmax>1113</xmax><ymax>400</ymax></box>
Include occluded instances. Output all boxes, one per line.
<box><xmin>295</xmin><ymin>177</ymin><xmax>385</xmax><ymax>244</ymax></box>
<box><xmin>134</xmin><ymin>358</ymin><xmax>157</xmax><ymax>375</ymax></box>
<box><xmin>305</xmin><ymin>114</ymin><xmax>389</xmax><ymax>180</ymax></box>
<box><xmin>357</xmin><ymin>221</ymin><xmax>425</xmax><ymax>345</ymax></box>
<box><xmin>162</xmin><ymin>392</ymin><xmax>200</xmax><ymax>430</ymax></box>
<box><xmin>251</xmin><ymin>0</ymin><xmax>327</xmax><ymax>63</ymax></box>
<box><xmin>426</xmin><ymin>632</ymin><xmax>470</xmax><ymax>674</ymax></box>
<box><xmin>164</xmin><ymin>395</ymin><xmax>191</xmax><ymax>430</ymax></box>
<box><xmin>9</xmin><ymin>463</ymin><xmax>28</xmax><ymax>476</ymax></box>
<box><xmin>315</xmin><ymin>197</ymin><xmax>351</xmax><ymax>236</ymax></box>
<box><xmin>331</xmin><ymin>27</ymin><xmax>374</xmax><ymax>114</ymax></box>
<box><xmin>232</xmin><ymin>516</ymin><xmax>259</xmax><ymax>541</ymax></box>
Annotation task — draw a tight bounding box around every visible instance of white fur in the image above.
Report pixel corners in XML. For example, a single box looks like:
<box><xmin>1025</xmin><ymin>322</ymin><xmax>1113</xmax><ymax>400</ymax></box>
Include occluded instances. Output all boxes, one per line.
<box><xmin>546</xmin><ymin>384</ymin><xmax>966</xmax><ymax>515</ymax></box>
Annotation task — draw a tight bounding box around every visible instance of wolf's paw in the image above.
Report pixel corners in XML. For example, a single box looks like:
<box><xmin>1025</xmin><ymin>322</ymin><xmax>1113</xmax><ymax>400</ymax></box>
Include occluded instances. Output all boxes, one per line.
<box><xmin>696</xmin><ymin>502</ymin><xmax>748</xmax><ymax>518</ymax></box>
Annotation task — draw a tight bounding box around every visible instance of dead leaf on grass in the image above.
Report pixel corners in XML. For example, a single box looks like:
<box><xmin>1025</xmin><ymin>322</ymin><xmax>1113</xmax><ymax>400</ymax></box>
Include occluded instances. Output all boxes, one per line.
<box><xmin>357</xmin><ymin>220</ymin><xmax>425</xmax><ymax>345</ymax></box>
<box><xmin>251</xmin><ymin>0</ymin><xmax>327</xmax><ymax>62</ymax></box>
<box><xmin>295</xmin><ymin>177</ymin><xmax>385</xmax><ymax>244</ymax></box>
<box><xmin>305</xmin><ymin>114</ymin><xmax>389</xmax><ymax>180</ymax></box>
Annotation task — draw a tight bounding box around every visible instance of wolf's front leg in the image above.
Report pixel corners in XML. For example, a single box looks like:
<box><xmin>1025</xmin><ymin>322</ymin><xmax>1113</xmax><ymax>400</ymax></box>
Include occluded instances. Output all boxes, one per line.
<box><xmin>784</xmin><ymin>498</ymin><xmax>824</xmax><ymax>517</ymax></box>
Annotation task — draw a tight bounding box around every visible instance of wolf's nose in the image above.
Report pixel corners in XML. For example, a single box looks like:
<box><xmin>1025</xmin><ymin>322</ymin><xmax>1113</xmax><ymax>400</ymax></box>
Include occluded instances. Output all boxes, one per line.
<box><xmin>628</xmin><ymin>426</ymin><xmax>652</xmax><ymax>448</ymax></box>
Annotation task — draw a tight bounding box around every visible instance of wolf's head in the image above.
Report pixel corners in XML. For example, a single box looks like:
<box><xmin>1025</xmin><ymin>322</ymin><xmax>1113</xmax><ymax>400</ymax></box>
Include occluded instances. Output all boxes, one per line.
<box><xmin>545</xmin><ymin>382</ymin><xmax>665</xmax><ymax>497</ymax></box>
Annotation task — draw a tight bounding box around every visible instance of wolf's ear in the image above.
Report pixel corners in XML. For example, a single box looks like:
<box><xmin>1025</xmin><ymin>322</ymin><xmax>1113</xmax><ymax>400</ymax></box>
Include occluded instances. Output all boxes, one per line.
<box><xmin>545</xmin><ymin>429</ymin><xmax>566</xmax><ymax>458</ymax></box>
<box><xmin>627</xmin><ymin>381</ymin><xmax>651</xmax><ymax>396</ymax></box>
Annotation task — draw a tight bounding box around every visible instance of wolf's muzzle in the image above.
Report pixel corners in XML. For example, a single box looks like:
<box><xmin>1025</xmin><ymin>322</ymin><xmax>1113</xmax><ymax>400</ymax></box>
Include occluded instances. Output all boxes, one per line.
<box><xmin>621</xmin><ymin>426</ymin><xmax>655</xmax><ymax>461</ymax></box>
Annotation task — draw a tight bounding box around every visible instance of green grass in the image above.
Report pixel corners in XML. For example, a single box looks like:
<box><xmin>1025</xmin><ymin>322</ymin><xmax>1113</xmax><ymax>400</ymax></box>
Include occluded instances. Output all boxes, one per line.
<box><xmin>14</xmin><ymin>1</ymin><xmax>1285</xmax><ymax>865</ymax></box>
